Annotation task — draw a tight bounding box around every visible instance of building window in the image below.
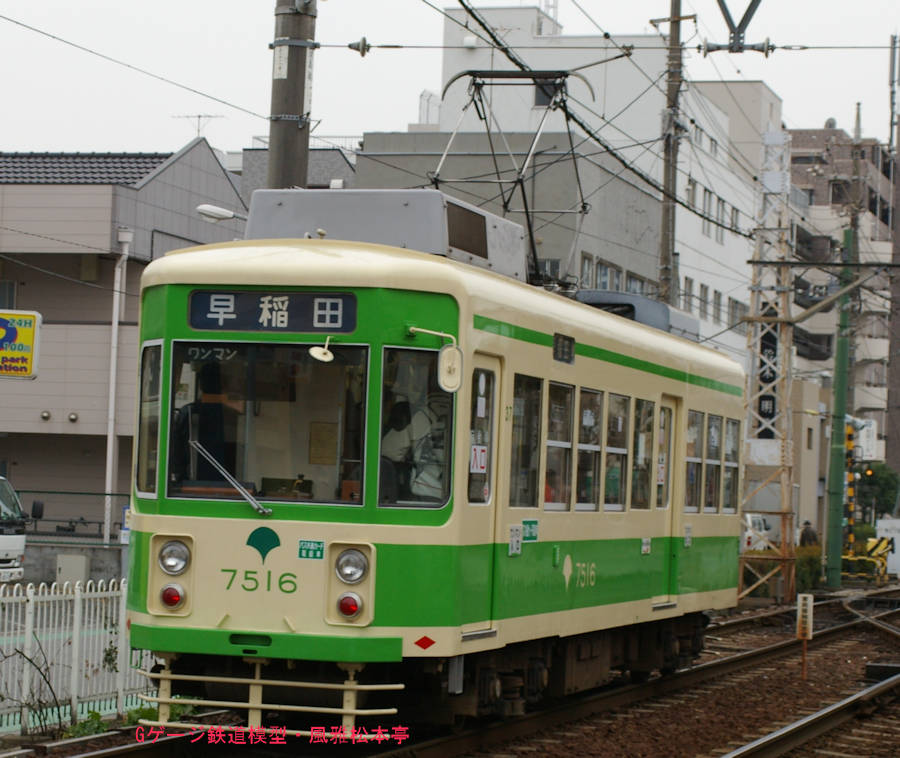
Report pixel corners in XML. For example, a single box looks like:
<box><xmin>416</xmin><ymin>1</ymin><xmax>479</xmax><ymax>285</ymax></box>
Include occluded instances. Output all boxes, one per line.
<box><xmin>699</xmin><ymin>284</ymin><xmax>709</xmax><ymax>319</ymax></box>
<box><xmin>710</xmin><ymin>138</ymin><xmax>718</xmax><ymax>157</ymax></box>
<box><xmin>534</xmin><ymin>82</ymin><xmax>555</xmax><ymax>107</ymax></box>
<box><xmin>730</xmin><ymin>206</ymin><xmax>740</xmax><ymax>232</ymax></box>
<box><xmin>713</xmin><ymin>290</ymin><xmax>722</xmax><ymax>324</ymax></box>
<box><xmin>625</xmin><ymin>274</ymin><xmax>645</xmax><ymax>295</ymax></box>
<box><xmin>683</xmin><ymin>277</ymin><xmax>694</xmax><ymax>313</ymax></box>
<box><xmin>729</xmin><ymin>297</ymin><xmax>748</xmax><ymax>335</ymax></box>
<box><xmin>686</xmin><ymin>178</ymin><xmax>697</xmax><ymax>208</ymax></box>
<box><xmin>580</xmin><ymin>254</ymin><xmax>594</xmax><ymax>289</ymax></box>
<box><xmin>830</xmin><ymin>181</ymin><xmax>851</xmax><ymax>204</ymax></box>
<box><xmin>702</xmin><ymin>189</ymin><xmax>713</xmax><ymax>236</ymax></box>
<box><xmin>598</xmin><ymin>261</ymin><xmax>622</xmax><ymax>291</ymax></box>
<box><xmin>0</xmin><ymin>281</ymin><xmax>15</xmax><ymax>309</ymax></box>
<box><xmin>693</xmin><ymin>124</ymin><xmax>703</xmax><ymax>146</ymax></box>
<box><xmin>716</xmin><ymin>197</ymin><xmax>726</xmax><ymax>243</ymax></box>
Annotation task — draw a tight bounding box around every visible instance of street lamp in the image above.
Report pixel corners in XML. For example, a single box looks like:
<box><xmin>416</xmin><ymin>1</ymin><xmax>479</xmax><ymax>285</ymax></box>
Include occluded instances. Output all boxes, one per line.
<box><xmin>196</xmin><ymin>204</ymin><xmax>248</xmax><ymax>222</ymax></box>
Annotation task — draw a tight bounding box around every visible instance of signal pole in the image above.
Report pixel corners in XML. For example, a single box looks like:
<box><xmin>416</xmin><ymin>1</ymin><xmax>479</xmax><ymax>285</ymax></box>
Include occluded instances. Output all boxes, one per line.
<box><xmin>267</xmin><ymin>0</ymin><xmax>318</xmax><ymax>189</ymax></box>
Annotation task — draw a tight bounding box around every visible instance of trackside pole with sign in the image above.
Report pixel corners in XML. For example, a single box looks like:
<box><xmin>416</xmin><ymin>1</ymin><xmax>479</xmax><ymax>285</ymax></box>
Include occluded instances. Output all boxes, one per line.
<box><xmin>796</xmin><ymin>593</ymin><xmax>814</xmax><ymax>680</ymax></box>
<box><xmin>0</xmin><ymin>310</ymin><xmax>41</xmax><ymax>379</ymax></box>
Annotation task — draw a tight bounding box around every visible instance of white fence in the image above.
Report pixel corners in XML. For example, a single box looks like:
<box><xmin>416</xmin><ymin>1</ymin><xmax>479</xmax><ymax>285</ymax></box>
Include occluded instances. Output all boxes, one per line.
<box><xmin>0</xmin><ymin>580</ymin><xmax>156</xmax><ymax>734</ymax></box>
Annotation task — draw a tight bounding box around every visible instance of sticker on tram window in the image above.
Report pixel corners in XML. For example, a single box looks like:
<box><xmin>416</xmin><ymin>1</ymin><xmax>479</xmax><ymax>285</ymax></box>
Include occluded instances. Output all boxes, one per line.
<box><xmin>190</xmin><ymin>292</ymin><xmax>357</xmax><ymax>333</ymax></box>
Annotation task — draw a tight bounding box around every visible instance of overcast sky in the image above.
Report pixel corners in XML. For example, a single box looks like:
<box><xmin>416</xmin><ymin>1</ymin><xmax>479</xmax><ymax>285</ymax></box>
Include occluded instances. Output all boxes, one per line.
<box><xmin>1</xmin><ymin>1</ymin><xmax>897</xmax><ymax>154</ymax></box>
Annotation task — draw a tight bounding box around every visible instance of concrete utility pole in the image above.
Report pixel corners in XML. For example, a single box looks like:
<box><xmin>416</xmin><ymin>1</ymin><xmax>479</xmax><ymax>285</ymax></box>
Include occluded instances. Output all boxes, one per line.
<box><xmin>267</xmin><ymin>0</ymin><xmax>318</xmax><ymax>189</ymax></box>
<box><xmin>657</xmin><ymin>0</ymin><xmax>683</xmax><ymax>305</ymax></box>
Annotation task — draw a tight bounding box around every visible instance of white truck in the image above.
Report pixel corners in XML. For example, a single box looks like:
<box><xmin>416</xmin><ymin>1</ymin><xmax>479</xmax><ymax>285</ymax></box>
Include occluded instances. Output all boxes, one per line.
<box><xmin>0</xmin><ymin>476</ymin><xmax>41</xmax><ymax>583</ymax></box>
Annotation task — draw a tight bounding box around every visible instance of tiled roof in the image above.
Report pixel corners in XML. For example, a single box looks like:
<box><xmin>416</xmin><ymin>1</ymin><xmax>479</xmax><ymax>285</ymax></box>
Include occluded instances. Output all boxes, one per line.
<box><xmin>0</xmin><ymin>152</ymin><xmax>173</xmax><ymax>185</ymax></box>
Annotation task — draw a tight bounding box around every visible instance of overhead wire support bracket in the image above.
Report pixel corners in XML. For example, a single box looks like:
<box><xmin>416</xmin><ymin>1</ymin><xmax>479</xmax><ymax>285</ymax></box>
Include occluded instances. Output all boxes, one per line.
<box><xmin>701</xmin><ymin>0</ymin><xmax>774</xmax><ymax>56</ymax></box>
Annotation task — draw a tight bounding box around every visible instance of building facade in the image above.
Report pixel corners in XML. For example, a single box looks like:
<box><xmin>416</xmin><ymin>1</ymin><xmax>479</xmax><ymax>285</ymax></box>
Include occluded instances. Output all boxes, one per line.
<box><xmin>0</xmin><ymin>138</ymin><xmax>245</xmax><ymax>537</ymax></box>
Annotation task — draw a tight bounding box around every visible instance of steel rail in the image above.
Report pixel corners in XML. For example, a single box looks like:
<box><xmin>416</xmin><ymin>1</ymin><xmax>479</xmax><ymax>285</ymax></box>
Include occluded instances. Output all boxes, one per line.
<box><xmin>721</xmin><ymin>672</ymin><xmax>900</xmax><ymax>757</ymax></box>
<box><xmin>377</xmin><ymin>612</ymin><xmax>894</xmax><ymax>758</ymax></box>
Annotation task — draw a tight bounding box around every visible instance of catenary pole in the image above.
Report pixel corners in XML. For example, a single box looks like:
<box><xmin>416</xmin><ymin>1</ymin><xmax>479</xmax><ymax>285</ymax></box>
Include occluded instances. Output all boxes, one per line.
<box><xmin>267</xmin><ymin>0</ymin><xmax>318</xmax><ymax>189</ymax></box>
<box><xmin>825</xmin><ymin>228</ymin><xmax>853</xmax><ymax>588</ymax></box>
<box><xmin>658</xmin><ymin>0</ymin><xmax>682</xmax><ymax>305</ymax></box>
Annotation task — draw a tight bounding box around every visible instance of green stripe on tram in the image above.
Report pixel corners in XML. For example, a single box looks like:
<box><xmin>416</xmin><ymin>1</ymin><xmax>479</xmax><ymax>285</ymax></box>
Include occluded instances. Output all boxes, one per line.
<box><xmin>473</xmin><ymin>314</ymin><xmax>742</xmax><ymax>397</ymax></box>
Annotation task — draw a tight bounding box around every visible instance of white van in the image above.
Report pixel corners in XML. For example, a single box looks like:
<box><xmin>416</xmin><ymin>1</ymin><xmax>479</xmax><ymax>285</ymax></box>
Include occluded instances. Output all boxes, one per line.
<box><xmin>0</xmin><ymin>477</ymin><xmax>41</xmax><ymax>583</ymax></box>
<box><xmin>742</xmin><ymin>512</ymin><xmax>776</xmax><ymax>551</ymax></box>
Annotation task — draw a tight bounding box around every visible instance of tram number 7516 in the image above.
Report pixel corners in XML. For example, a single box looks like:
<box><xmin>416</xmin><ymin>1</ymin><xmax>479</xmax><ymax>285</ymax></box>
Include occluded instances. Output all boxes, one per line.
<box><xmin>220</xmin><ymin>568</ymin><xmax>298</xmax><ymax>593</ymax></box>
<box><xmin>575</xmin><ymin>562</ymin><xmax>596</xmax><ymax>588</ymax></box>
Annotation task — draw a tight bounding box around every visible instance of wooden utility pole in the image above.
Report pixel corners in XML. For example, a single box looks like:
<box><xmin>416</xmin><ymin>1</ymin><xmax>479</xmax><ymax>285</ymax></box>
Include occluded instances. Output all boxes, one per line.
<box><xmin>267</xmin><ymin>0</ymin><xmax>318</xmax><ymax>189</ymax></box>
<box><xmin>657</xmin><ymin>0</ymin><xmax>683</xmax><ymax>305</ymax></box>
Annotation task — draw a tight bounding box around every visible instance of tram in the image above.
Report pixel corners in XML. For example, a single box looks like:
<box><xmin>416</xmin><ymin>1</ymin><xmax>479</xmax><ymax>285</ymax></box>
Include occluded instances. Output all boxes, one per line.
<box><xmin>127</xmin><ymin>189</ymin><xmax>743</xmax><ymax>734</ymax></box>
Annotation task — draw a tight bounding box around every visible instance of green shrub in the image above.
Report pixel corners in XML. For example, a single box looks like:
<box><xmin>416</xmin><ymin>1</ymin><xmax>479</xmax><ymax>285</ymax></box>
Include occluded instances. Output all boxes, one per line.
<box><xmin>796</xmin><ymin>546</ymin><xmax>822</xmax><ymax>592</ymax></box>
<box><xmin>122</xmin><ymin>706</ymin><xmax>158</xmax><ymax>726</ymax></box>
<box><xmin>63</xmin><ymin>710</ymin><xmax>107</xmax><ymax>738</ymax></box>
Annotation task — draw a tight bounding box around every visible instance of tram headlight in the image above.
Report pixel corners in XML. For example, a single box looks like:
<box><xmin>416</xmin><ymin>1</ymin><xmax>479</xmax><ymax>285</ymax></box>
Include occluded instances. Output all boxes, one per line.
<box><xmin>335</xmin><ymin>548</ymin><xmax>368</xmax><ymax>584</ymax></box>
<box><xmin>158</xmin><ymin>540</ymin><xmax>190</xmax><ymax>576</ymax></box>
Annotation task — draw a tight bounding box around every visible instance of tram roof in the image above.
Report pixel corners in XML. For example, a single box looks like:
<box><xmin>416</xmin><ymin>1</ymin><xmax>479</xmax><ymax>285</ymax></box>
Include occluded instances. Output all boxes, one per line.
<box><xmin>143</xmin><ymin>237</ymin><xmax>744</xmax><ymax>389</ymax></box>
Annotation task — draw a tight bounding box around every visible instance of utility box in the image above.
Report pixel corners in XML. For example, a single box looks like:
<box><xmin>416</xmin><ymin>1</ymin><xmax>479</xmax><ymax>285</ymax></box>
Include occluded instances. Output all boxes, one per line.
<box><xmin>56</xmin><ymin>554</ymin><xmax>89</xmax><ymax>586</ymax></box>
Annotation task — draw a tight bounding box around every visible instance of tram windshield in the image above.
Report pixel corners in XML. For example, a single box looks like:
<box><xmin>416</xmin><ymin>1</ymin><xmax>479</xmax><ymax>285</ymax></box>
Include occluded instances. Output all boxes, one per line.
<box><xmin>167</xmin><ymin>342</ymin><xmax>367</xmax><ymax>504</ymax></box>
<box><xmin>0</xmin><ymin>478</ymin><xmax>25</xmax><ymax>521</ymax></box>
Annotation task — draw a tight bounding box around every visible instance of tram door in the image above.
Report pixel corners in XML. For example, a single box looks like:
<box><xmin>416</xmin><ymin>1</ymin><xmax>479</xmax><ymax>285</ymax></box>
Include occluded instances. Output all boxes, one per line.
<box><xmin>462</xmin><ymin>355</ymin><xmax>500</xmax><ymax>634</ymax></box>
<box><xmin>653</xmin><ymin>396</ymin><xmax>678</xmax><ymax>607</ymax></box>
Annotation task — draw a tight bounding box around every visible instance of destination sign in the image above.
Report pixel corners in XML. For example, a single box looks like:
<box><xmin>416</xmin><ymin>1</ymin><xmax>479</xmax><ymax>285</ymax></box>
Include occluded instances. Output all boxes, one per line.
<box><xmin>189</xmin><ymin>292</ymin><xmax>357</xmax><ymax>333</ymax></box>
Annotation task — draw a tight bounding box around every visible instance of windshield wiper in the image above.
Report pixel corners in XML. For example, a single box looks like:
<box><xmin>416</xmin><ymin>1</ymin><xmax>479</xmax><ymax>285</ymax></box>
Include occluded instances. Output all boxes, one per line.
<box><xmin>188</xmin><ymin>440</ymin><xmax>271</xmax><ymax>516</ymax></box>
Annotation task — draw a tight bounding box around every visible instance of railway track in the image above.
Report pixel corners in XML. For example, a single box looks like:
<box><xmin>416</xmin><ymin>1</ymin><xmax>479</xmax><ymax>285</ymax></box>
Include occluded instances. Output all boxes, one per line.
<box><xmin>10</xmin><ymin>596</ymin><xmax>898</xmax><ymax>757</ymax></box>
<box><xmin>722</xmin><ymin>671</ymin><xmax>900</xmax><ymax>757</ymax></box>
<box><xmin>375</xmin><ymin>606</ymin><xmax>900</xmax><ymax>758</ymax></box>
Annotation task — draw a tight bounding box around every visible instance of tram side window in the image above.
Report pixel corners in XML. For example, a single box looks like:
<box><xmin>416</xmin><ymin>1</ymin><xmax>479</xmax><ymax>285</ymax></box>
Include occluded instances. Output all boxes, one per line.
<box><xmin>509</xmin><ymin>374</ymin><xmax>542</xmax><ymax>508</ymax></box>
<box><xmin>685</xmin><ymin>410</ymin><xmax>704</xmax><ymax>513</ymax></box>
<box><xmin>723</xmin><ymin>418</ymin><xmax>741</xmax><ymax>513</ymax></box>
<box><xmin>631</xmin><ymin>399</ymin><xmax>655</xmax><ymax>509</ymax></box>
<box><xmin>136</xmin><ymin>344</ymin><xmax>161</xmax><ymax>494</ymax></box>
<box><xmin>704</xmin><ymin>415</ymin><xmax>723</xmax><ymax>513</ymax></box>
<box><xmin>545</xmin><ymin>383</ymin><xmax>574</xmax><ymax>510</ymax></box>
<box><xmin>468</xmin><ymin>369</ymin><xmax>495</xmax><ymax>503</ymax></box>
<box><xmin>604</xmin><ymin>394</ymin><xmax>630</xmax><ymax>511</ymax></box>
<box><xmin>576</xmin><ymin>389</ymin><xmax>603</xmax><ymax>511</ymax></box>
<box><xmin>656</xmin><ymin>406</ymin><xmax>672</xmax><ymax>509</ymax></box>
<box><xmin>380</xmin><ymin>348</ymin><xmax>453</xmax><ymax>507</ymax></box>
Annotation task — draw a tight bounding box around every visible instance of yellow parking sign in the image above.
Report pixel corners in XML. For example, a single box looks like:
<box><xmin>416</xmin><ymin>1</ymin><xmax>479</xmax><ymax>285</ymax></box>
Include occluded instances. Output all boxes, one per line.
<box><xmin>0</xmin><ymin>310</ymin><xmax>41</xmax><ymax>379</ymax></box>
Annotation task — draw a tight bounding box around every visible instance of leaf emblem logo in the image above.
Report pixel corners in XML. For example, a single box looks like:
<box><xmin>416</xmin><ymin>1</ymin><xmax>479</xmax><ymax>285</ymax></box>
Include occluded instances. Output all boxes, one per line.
<box><xmin>246</xmin><ymin>526</ymin><xmax>281</xmax><ymax>563</ymax></box>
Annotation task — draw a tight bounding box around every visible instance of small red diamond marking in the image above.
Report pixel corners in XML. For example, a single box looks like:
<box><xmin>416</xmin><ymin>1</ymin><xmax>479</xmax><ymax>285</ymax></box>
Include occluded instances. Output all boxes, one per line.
<box><xmin>414</xmin><ymin>635</ymin><xmax>435</xmax><ymax>650</ymax></box>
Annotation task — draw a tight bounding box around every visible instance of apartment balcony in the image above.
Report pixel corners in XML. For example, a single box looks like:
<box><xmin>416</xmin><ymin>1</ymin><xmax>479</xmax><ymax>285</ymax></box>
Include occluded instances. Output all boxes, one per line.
<box><xmin>855</xmin><ymin>336</ymin><xmax>888</xmax><ymax>363</ymax></box>
<box><xmin>854</xmin><ymin>384</ymin><xmax>887</xmax><ymax>412</ymax></box>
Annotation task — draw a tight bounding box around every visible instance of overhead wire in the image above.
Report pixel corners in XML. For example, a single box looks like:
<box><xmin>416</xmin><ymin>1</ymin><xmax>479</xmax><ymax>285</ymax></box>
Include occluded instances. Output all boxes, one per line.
<box><xmin>0</xmin><ymin>13</ymin><xmax>268</xmax><ymax>121</ymax></box>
